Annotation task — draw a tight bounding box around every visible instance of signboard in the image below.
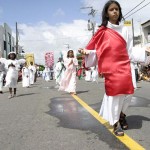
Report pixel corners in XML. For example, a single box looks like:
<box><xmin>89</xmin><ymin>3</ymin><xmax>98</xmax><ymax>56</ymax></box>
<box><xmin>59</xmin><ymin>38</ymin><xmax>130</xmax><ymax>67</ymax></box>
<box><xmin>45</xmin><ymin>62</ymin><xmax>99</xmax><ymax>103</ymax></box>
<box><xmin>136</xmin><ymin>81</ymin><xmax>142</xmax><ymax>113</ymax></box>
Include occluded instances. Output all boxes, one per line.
<box><xmin>124</xmin><ymin>20</ymin><xmax>132</xmax><ymax>26</ymax></box>
<box><xmin>45</xmin><ymin>52</ymin><xmax>54</xmax><ymax>68</ymax></box>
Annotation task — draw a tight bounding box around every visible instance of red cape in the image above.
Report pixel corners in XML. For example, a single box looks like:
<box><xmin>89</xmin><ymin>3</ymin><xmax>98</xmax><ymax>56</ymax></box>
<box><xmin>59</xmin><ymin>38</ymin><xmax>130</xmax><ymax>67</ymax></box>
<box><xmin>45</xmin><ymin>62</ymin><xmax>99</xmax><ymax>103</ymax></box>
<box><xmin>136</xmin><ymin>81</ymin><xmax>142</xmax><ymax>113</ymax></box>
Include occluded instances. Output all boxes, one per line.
<box><xmin>86</xmin><ymin>26</ymin><xmax>134</xmax><ymax>96</ymax></box>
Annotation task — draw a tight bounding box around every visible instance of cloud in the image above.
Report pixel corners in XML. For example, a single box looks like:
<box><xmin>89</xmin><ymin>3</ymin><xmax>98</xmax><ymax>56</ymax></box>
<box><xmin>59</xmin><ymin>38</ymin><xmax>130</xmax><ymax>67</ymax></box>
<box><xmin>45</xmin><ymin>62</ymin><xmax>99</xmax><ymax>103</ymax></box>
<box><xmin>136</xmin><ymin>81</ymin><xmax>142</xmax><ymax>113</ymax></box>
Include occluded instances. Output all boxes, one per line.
<box><xmin>18</xmin><ymin>20</ymin><xmax>92</xmax><ymax>65</ymax></box>
<box><xmin>17</xmin><ymin>0</ymin><xmax>149</xmax><ymax>65</ymax></box>
<box><xmin>53</xmin><ymin>8</ymin><xmax>65</xmax><ymax>17</ymax></box>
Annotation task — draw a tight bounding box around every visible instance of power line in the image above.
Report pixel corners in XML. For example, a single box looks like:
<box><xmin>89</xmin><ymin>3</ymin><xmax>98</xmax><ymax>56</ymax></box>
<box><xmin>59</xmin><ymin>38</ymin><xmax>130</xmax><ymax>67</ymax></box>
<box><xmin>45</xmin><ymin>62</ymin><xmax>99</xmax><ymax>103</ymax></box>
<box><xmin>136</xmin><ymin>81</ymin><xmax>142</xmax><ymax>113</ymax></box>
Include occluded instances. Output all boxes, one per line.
<box><xmin>80</xmin><ymin>6</ymin><xmax>96</xmax><ymax>17</ymax></box>
<box><xmin>125</xmin><ymin>1</ymin><xmax>150</xmax><ymax>19</ymax></box>
<box><xmin>124</xmin><ymin>0</ymin><xmax>146</xmax><ymax>17</ymax></box>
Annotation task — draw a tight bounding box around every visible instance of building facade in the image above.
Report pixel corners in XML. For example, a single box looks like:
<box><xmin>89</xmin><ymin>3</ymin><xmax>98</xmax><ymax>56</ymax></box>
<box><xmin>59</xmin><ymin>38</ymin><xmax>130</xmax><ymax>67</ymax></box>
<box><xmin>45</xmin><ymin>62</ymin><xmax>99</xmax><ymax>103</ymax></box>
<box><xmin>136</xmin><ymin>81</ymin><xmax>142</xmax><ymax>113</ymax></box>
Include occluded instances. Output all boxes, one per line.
<box><xmin>0</xmin><ymin>23</ymin><xmax>15</xmax><ymax>58</ymax></box>
<box><xmin>141</xmin><ymin>20</ymin><xmax>150</xmax><ymax>46</ymax></box>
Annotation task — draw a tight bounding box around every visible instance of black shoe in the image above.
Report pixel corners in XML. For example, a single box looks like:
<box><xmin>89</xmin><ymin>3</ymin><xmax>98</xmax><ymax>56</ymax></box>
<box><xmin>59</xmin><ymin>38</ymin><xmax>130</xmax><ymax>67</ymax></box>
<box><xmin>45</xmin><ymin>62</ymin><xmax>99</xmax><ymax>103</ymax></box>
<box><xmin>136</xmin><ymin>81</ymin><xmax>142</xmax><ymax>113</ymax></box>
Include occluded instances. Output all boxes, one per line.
<box><xmin>119</xmin><ymin>113</ymin><xmax>128</xmax><ymax>130</ymax></box>
<box><xmin>0</xmin><ymin>91</ymin><xmax>3</xmax><ymax>94</ymax></box>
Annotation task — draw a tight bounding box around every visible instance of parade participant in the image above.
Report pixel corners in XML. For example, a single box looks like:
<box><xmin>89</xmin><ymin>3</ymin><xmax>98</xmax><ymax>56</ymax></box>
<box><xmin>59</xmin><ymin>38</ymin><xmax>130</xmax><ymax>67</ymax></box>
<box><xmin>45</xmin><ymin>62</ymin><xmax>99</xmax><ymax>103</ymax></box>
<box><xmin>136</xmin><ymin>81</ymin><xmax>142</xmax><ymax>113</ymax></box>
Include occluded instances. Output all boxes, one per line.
<box><xmin>50</xmin><ymin>67</ymin><xmax>54</xmax><ymax>80</ymax></box>
<box><xmin>77</xmin><ymin>66</ymin><xmax>83</xmax><ymax>80</ymax></box>
<box><xmin>0</xmin><ymin>60</ymin><xmax>5</xmax><ymax>93</ymax></box>
<box><xmin>54</xmin><ymin>58</ymin><xmax>65</xmax><ymax>88</ymax></box>
<box><xmin>22</xmin><ymin>62</ymin><xmax>30</xmax><ymax>88</ymax></box>
<box><xmin>85</xmin><ymin>68</ymin><xmax>92</xmax><ymax>82</ymax></box>
<box><xmin>42</xmin><ymin>66</ymin><xmax>50</xmax><ymax>81</ymax></box>
<box><xmin>28</xmin><ymin>62</ymin><xmax>36</xmax><ymax>85</ymax></box>
<box><xmin>59</xmin><ymin>50</ymin><xmax>78</xmax><ymax>95</ymax></box>
<box><xmin>78</xmin><ymin>0</ymin><xmax>146</xmax><ymax>136</ymax></box>
<box><xmin>91</xmin><ymin>66</ymin><xmax>98</xmax><ymax>82</ymax></box>
<box><xmin>34</xmin><ymin>64</ymin><xmax>38</xmax><ymax>83</ymax></box>
<box><xmin>4</xmin><ymin>52</ymin><xmax>20</xmax><ymax>98</ymax></box>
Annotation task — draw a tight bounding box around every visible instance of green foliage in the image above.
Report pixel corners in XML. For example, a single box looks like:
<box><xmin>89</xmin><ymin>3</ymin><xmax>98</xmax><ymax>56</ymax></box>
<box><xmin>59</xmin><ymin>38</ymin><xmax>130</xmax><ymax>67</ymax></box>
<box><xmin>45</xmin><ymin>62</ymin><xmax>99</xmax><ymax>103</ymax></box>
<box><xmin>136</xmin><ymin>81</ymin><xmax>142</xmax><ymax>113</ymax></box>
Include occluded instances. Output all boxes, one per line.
<box><xmin>39</xmin><ymin>65</ymin><xmax>45</xmax><ymax>71</ymax></box>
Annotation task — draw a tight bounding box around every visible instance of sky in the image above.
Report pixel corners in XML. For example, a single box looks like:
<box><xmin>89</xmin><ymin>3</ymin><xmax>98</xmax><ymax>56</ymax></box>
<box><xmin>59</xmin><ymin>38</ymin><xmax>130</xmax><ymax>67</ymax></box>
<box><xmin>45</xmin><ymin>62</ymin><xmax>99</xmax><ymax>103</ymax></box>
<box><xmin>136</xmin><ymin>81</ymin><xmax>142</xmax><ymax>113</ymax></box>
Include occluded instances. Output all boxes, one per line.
<box><xmin>0</xmin><ymin>0</ymin><xmax>150</xmax><ymax>65</ymax></box>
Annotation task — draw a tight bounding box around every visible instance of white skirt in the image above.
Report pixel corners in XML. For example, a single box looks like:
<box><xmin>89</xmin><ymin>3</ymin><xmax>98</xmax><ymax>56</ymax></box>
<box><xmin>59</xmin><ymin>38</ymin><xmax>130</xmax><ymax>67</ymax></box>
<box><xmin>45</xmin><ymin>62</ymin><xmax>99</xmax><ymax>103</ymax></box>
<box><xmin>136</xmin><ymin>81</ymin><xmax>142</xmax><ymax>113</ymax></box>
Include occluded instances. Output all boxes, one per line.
<box><xmin>5</xmin><ymin>68</ymin><xmax>18</xmax><ymax>88</ymax></box>
<box><xmin>99</xmin><ymin>93</ymin><xmax>132</xmax><ymax>126</ymax></box>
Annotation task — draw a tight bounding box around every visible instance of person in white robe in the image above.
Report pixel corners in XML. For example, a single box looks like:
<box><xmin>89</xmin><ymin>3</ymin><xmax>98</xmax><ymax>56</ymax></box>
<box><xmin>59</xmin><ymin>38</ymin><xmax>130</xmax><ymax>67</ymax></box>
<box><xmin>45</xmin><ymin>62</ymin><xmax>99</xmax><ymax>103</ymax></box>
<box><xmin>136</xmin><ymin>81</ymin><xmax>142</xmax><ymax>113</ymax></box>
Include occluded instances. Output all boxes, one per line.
<box><xmin>42</xmin><ymin>66</ymin><xmax>50</xmax><ymax>81</ymax></box>
<box><xmin>54</xmin><ymin>58</ymin><xmax>65</xmax><ymax>88</ymax></box>
<box><xmin>78</xmin><ymin>1</ymin><xmax>146</xmax><ymax>136</ymax></box>
<box><xmin>79</xmin><ymin>22</ymin><xmax>146</xmax><ymax>134</ymax></box>
<box><xmin>91</xmin><ymin>66</ymin><xmax>98</xmax><ymax>82</ymax></box>
<box><xmin>50</xmin><ymin>67</ymin><xmax>54</xmax><ymax>80</ymax></box>
<box><xmin>85</xmin><ymin>69</ymin><xmax>92</xmax><ymax>81</ymax></box>
<box><xmin>2</xmin><ymin>52</ymin><xmax>21</xmax><ymax>98</ymax></box>
<box><xmin>28</xmin><ymin>62</ymin><xmax>36</xmax><ymax>85</ymax></box>
<box><xmin>59</xmin><ymin>50</ymin><xmax>78</xmax><ymax>94</ymax></box>
<box><xmin>22</xmin><ymin>63</ymin><xmax>30</xmax><ymax>88</ymax></box>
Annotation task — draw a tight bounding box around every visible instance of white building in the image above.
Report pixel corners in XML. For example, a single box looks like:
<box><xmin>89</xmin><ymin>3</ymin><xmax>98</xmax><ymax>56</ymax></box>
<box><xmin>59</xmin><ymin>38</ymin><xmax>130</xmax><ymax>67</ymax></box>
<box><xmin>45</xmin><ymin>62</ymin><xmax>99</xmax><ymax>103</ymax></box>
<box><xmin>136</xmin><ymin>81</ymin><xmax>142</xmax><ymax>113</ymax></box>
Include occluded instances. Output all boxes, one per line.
<box><xmin>141</xmin><ymin>20</ymin><xmax>150</xmax><ymax>46</ymax></box>
<box><xmin>0</xmin><ymin>23</ymin><xmax>15</xmax><ymax>58</ymax></box>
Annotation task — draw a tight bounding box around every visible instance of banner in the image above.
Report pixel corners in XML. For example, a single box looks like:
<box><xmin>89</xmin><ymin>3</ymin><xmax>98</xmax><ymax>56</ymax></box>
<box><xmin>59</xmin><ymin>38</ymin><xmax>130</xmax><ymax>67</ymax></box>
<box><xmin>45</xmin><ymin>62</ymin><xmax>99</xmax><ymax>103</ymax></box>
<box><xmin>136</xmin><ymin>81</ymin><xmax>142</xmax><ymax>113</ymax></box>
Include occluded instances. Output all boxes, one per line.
<box><xmin>45</xmin><ymin>52</ymin><xmax>54</xmax><ymax>68</ymax></box>
<box><xmin>25</xmin><ymin>53</ymin><xmax>34</xmax><ymax>66</ymax></box>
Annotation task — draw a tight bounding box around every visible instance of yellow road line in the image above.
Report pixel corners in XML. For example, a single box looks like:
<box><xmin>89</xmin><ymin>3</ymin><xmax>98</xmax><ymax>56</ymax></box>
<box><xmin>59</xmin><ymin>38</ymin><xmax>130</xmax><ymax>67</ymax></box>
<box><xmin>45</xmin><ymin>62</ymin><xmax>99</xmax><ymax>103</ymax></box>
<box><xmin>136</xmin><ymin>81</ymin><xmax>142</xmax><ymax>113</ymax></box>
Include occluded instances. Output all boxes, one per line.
<box><xmin>72</xmin><ymin>94</ymin><xmax>145</xmax><ymax>150</ymax></box>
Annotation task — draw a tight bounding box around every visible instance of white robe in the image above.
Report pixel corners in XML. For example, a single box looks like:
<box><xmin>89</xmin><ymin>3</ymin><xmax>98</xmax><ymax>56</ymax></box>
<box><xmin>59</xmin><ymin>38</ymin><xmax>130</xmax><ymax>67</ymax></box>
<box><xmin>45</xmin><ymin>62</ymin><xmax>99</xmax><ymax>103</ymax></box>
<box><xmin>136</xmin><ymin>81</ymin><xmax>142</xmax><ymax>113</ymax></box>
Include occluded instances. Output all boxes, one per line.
<box><xmin>5</xmin><ymin>59</ymin><xmax>20</xmax><ymax>88</ymax></box>
<box><xmin>43</xmin><ymin>68</ymin><xmax>50</xmax><ymax>81</ymax></box>
<box><xmin>28</xmin><ymin>65</ymin><xmax>36</xmax><ymax>85</ymax></box>
<box><xmin>54</xmin><ymin>62</ymin><xmax>65</xmax><ymax>86</ymax></box>
<box><xmin>85</xmin><ymin>70</ymin><xmax>92</xmax><ymax>81</ymax></box>
<box><xmin>59</xmin><ymin>58</ymin><xmax>78</xmax><ymax>93</ymax></box>
<box><xmin>22</xmin><ymin>67</ymin><xmax>30</xmax><ymax>87</ymax></box>
<box><xmin>84</xmin><ymin>21</ymin><xmax>146</xmax><ymax>125</ymax></box>
<box><xmin>0</xmin><ymin>72</ymin><xmax>4</xmax><ymax>91</ymax></box>
<box><xmin>91</xmin><ymin>66</ymin><xmax>98</xmax><ymax>82</ymax></box>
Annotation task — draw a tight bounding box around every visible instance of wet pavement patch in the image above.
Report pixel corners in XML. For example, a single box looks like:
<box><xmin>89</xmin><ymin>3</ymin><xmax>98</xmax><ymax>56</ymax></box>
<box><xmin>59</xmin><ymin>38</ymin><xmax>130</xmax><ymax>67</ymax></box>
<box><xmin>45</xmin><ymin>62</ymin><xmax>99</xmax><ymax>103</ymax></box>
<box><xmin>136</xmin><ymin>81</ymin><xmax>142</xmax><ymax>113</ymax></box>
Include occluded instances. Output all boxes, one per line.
<box><xmin>47</xmin><ymin>97</ymin><xmax>128</xmax><ymax>150</ymax></box>
<box><xmin>40</xmin><ymin>86</ymin><xmax>56</xmax><ymax>89</ymax></box>
<box><xmin>130</xmin><ymin>96</ymin><xmax>150</xmax><ymax>107</ymax></box>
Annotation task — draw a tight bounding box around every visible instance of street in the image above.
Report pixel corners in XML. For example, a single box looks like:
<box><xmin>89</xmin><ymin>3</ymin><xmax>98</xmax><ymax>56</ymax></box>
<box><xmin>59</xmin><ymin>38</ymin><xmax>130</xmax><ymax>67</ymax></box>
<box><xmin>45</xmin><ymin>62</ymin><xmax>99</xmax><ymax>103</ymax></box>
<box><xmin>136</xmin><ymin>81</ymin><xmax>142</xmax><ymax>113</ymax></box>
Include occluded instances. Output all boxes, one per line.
<box><xmin>0</xmin><ymin>77</ymin><xmax>150</xmax><ymax>150</ymax></box>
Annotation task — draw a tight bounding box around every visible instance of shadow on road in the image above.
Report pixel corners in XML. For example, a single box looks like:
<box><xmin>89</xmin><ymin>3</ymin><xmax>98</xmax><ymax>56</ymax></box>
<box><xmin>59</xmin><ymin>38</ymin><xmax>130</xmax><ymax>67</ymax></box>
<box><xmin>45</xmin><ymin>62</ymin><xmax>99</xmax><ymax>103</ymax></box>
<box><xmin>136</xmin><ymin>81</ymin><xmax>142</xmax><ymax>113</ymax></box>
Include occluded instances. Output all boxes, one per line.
<box><xmin>127</xmin><ymin>115</ymin><xmax>150</xmax><ymax>129</ymax></box>
<box><xmin>76</xmin><ymin>90</ymin><xmax>89</xmax><ymax>94</ymax></box>
<box><xmin>16</xmin><ymin>93</ymin><xmax>37</xmax><ymax>97</ymax></box>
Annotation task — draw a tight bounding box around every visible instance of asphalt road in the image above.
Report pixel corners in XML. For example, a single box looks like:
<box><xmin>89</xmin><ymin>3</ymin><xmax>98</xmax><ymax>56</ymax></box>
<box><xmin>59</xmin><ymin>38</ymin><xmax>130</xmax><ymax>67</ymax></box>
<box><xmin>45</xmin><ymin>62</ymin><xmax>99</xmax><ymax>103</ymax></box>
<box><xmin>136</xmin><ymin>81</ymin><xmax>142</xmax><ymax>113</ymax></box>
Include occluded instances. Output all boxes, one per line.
<box><xmin>0</xmin><ymin>77</ymin><xmax>149</xmax><ymax>150</ymax></box>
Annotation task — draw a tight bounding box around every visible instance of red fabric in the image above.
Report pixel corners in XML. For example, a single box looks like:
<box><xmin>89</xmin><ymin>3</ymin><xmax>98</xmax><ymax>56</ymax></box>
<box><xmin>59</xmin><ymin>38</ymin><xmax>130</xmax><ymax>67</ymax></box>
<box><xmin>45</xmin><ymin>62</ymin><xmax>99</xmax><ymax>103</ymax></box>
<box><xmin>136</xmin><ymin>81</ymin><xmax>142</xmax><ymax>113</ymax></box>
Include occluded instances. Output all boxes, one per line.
<box><xmin>86</xmin><ymin>26</ymin><xmax>134</xmax><ymax>96</ymax></box>
<box><xmin>82</xmin><ymin>58</ymin><xmax>90</xmax><ymax>71</ymax></box>
<box><xmin>77</xmin><ymin>68</ymin><xmax>82</xmax><ymax>76</ymax></box>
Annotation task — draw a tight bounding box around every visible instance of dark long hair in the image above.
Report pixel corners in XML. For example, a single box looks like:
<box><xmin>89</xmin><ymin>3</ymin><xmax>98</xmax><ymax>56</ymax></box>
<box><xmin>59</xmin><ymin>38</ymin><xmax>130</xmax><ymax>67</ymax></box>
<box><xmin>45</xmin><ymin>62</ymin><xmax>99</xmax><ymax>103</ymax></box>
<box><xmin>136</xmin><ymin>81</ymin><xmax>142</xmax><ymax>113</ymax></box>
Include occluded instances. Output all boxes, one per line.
<box><xmin>67</xmin><ymin>50</ymin><xmax>74</xmax><ymax>58</ymax></box>
<box><xmin>101</xmin><ymin>0</ymin><xmax>124</xmax><ymax>27</ymax></box>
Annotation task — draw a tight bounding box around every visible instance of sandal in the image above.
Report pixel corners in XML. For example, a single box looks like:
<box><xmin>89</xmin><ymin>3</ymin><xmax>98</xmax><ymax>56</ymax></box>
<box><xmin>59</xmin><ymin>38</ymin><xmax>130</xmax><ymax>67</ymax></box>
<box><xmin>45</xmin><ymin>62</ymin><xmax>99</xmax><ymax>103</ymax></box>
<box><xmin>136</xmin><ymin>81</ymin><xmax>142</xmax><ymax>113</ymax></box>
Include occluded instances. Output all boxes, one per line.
<box><xmin>113</xmin><ymin>122</ymin><xmax>124</xmax><ymax>136</ymax></box>
<box><xmin>119</xmin><ymin>113</ymin><xmax>128</xmax><ymax>130</ymax></box>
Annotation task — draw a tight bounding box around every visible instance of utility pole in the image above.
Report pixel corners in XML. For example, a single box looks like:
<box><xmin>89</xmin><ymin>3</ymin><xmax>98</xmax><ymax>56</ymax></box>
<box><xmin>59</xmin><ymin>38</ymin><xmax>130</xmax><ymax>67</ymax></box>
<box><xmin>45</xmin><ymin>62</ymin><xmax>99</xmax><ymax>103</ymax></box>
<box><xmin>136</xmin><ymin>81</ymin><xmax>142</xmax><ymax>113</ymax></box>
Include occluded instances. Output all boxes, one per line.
<box><xmin>132</xmin><ymin>18</ymin><xmax>135</xmax><ymax>47</ymax></box>
<box><xmin>81</xmin><ymin>7</ymin><xmax>96</xmax><ymax>36</ymax></box>
<box><xmin>16</xmin><ymin>22</ymin><xmax>19</xmax><ymax>58</ymax></box>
